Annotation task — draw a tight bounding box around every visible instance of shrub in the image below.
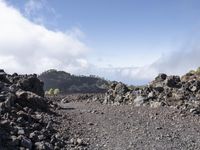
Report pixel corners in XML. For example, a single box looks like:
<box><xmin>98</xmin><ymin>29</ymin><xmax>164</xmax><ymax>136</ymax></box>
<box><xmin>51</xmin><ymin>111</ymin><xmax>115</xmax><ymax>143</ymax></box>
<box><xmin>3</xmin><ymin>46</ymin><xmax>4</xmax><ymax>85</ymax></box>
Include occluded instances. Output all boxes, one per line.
<box><xmin>189</xmin><ymin>70</ymin><xmax>196</xmax><ymax>74</ymax></box>
<box><xmin>48</xmin><ymin>88</ymin><xmax>54</xmax><ymax>96</ymax></box>
<box><xmin>53</xmin><ymin>88</ymin><xmax>60</xmax><ymax>95</ymax></box>
<box><xmin>196</xmin><ymin>67</ymin><xmax>200</xmax><ymax>74</ymax></box>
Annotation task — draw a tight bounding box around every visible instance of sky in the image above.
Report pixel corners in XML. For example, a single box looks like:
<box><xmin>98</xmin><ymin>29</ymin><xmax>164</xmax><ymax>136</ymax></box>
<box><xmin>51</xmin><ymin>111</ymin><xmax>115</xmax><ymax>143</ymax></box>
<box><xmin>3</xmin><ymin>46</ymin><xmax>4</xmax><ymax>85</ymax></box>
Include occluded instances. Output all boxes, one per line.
<box><xmin>1</xmin><ymin>0</ymin><xmax>200</xmax><ymax>84</ymax></box>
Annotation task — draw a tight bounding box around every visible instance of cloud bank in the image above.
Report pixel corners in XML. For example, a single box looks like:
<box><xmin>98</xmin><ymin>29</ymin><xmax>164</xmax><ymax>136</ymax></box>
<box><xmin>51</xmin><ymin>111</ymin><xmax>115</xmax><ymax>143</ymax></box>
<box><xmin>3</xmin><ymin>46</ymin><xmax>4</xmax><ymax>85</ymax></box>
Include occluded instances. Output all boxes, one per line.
<box><xmin>102</xmin><ymin>46</ymin><xmax>200</xmax><ymax>85</ymax></box>
<box><xmin>0</xmin><ymin>0</ymin><xmax>89</xmax><ymax>74</ymax></box>
<box><xmin>1</xmin><ymin>0</ymin><xmax>200</xmax><ymax>85</ymax></box>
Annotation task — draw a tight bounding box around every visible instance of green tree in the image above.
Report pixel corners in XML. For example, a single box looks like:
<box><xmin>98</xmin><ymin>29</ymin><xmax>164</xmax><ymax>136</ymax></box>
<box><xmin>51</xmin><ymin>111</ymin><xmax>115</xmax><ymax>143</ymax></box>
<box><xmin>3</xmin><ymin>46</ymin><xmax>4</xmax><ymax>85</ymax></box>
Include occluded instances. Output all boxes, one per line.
<box><xmin>54</xmin><ymin>88</ymin><xmax>60</xmax><ymax>95</ymax></box>
<box><xmin>48</xmin><ymin>88</ymin><xmax>54</xmax><ymax>96</ymax></box>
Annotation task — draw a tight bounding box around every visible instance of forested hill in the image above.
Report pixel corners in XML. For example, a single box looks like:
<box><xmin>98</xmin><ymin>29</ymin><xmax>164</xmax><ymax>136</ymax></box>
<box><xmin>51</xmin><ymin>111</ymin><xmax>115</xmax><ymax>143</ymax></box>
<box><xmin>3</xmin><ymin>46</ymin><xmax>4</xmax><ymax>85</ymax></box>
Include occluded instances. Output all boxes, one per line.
<box><xmin>38</xmin><ymin>69</ymin><xmax>110</xmax><ymax>93</ymax></box>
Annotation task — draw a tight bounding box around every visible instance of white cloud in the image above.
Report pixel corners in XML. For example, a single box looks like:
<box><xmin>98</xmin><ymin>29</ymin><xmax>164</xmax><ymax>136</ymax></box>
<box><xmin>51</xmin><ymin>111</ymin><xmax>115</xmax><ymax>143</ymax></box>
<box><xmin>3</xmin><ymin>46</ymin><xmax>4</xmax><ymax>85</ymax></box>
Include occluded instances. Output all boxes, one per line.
<box><xmin>24</xmin><ymin>0</ymin><xmax>43</xmax><ymax>16</ymax></box>
<box><xmin>1</xmin><ymin>0</ymin><xmax>199</xmax><ymax>85</ymax></box>
<box><xmin>100</xmin><ymin>46</ymin><xmax>200</xmax><ymax>85</ymax></box>
<box><xmin>24</xmin><ymin>0</ymin><xmax>58</xmax><ymax>25</ymax></box>
<box><xmin>0</xmin><ymin>0</ymin><xmax>89</xmax><ymax>74</ymax></box>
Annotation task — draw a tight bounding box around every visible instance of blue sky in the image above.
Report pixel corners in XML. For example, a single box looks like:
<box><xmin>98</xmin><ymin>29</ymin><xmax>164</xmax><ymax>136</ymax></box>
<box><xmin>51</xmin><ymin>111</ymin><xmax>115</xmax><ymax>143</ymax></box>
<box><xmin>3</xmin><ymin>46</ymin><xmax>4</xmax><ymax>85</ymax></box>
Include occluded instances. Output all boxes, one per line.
<box><xmin>1</xmin><ymin>0</ymin><xmax>200</xmax><ymax>84</ymax></box>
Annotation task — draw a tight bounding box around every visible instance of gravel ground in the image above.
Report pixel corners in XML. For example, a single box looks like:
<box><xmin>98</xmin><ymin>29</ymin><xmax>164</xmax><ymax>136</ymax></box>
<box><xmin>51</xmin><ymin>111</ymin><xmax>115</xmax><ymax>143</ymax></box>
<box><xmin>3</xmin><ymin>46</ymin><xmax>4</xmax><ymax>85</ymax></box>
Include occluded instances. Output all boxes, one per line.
<box><xmin>54</xmin><ymin>100</ymin><xmax>200</xmax><ymax>150</ymax></box>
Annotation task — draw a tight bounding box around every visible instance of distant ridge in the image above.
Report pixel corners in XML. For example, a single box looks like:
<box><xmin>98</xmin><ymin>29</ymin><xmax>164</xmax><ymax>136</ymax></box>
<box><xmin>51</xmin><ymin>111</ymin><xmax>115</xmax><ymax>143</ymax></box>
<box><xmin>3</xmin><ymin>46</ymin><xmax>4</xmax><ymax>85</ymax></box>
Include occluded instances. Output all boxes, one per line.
<box><xmin>38</xmin><ymin>69</ymin><xmax>110</xmax><ymax>93</ymax></box>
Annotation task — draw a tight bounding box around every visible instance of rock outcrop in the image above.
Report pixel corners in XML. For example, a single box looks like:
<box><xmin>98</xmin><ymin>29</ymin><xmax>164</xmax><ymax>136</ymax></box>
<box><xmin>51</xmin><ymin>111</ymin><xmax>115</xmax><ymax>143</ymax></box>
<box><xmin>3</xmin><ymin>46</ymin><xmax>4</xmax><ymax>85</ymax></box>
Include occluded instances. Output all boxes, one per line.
<box><xmin>104</xmin><ymin>72</ymin><xmax>200</xmax><ymax>114</ymax></box>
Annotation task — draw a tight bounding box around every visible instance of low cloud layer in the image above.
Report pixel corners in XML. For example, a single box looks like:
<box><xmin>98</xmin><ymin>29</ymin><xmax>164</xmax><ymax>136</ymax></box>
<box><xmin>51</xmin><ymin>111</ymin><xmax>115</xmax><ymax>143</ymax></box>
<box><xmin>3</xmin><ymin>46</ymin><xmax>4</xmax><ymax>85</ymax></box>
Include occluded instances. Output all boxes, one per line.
<box><xmin>0</xmin><ymin>0</ymin><xmax>89</xmax><ymax>74</ymax></box>
<box><xmin>1</xmin><ymin>0</ymin><xmax>200</xmax><ymax>85</ymax></box>
<box><xmin>103</xmin><ymin>47</ymin><xmax>200</xmax><ymax>85</ymax></box>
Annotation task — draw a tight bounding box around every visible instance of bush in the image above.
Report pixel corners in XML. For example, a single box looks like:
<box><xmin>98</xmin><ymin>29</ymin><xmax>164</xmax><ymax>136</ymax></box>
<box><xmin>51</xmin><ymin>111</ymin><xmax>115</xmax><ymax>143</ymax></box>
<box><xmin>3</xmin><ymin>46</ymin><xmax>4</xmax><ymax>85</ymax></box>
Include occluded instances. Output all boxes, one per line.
<box><xmin>54</xmin><ymin>88</ymin><xmax>60</xmax><ymax>95</ymax></box>
<box><xmin>189</xmin><ymin>70</ymin><xmax>196</xmax><ymax>74</ymax></box>
<box><xmin>196</xmin><ymin>67</ymin><xmax>200</xmax><ymax>74</ymax></box>
<box><xmin>48</xmin><ymin>88</ymin><xmax>54</xmax><ymax>96</ymax></box>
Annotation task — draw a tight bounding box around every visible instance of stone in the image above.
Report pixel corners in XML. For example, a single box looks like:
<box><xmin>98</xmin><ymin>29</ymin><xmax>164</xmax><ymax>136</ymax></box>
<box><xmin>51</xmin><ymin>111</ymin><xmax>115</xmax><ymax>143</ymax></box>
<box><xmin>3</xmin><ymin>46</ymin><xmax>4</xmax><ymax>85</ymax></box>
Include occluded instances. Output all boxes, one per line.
<box><xmin>154</xmin><ymin>86</ymin><xmax>164</xmax><ymax>93</ymax></box>
<box><xmin>21</xmin><ymin>136</ymin><xmax>32</xmax><ymax>149</ymax></box>
<box><xmin>133</xmin><ymin>96</ymin><xmax>146</xmax><ymax>107</ymax></box>
<box><xmin>115</xmin><ymin>83</ymin><xmax>129</xmax><ymax>95</ymax></box>
<box><xmin>55</xmin><ymin>133</ymin><xmax>61</xmax><ymax>139</ymax></box>
<box><xmin>16</xmin><ymin>75</ymin><xmax>44</xmax><ymax>97</ymax></box>
<box><xmin>46</xmin><ymin>121</ymin><xmax>53</xmax><ymax>130</ymax></box>
<box><xmin>77</xmin><ymin>138</ymin><xmax>83</xmax><ymax>145</ymax></box>
<box><xmin>38</xmin><ymin>135</ymin><xmax>44</xmax><ymax>141</ymax></box>
<box><xmin>190</xmin><ymin>108</ymin><xmax>200</xmax><ymax>114</ymax></box>
<box><xmin>35</xmin><ymin>142</ymin><xmax>45</xmax><ymax>149</ymax></box>
<box><xmin>9</xmin><ymin>84</ymin><xmax>19</xmax><ymax>93</ymax></box>
<box><xmin>18</xmin><ymin>129</ymin><xmax>25</xmax><ymax>135</ymax></box>
<box><xmin>70</xmin><ymin>138</ymin><xmax>76</xmax><ymax>145</ymax></box>
<box><xmin>165</xmin><ymin>76</ymin><xmax>181</xmax><ymax>88</ymax></box>
<box><xmin>114</xmin><ymin>95</ymin><xmax>124</xmax><ymax>103</ymax></box>
<box><xmin>150</xmin><ymin>102</ymin><xmax>162</xmax><ymax>108</ymax></box>
<box><xmin>29</xmin><ymin>132</ymin><xmax>38</xmax><ymax>141</ymax></box>
<box><xmin>10</xmin><ymin>135</ymin><xmax>20</xmax><ymax>146</ymax></box>
<box><xmin>0</xmin><ymin>102</ymin><xmax>5</xmax><ymax>113</ymax></box>
<box><xmin>147</xmin><ymin>92</ymin><xmax>154</xmax><ymax>99</ymax></box>
<box><xmin>155</xmin><ymin>73</ymin><xmax>167</xmax><ymax>82</ymax></box>
<box><xmin>4</xmin><ymin>93</ymin><xmax>15</xmax><ymax>109</ymax></box>
<box><xmin>15</xmin><ymin>90</ymin><xmax>47</xmax><ymax>110</ymax></box>
<box><xmin>0</xmin><ymin>94</ymin><xmax>6</xmax><ymax>102</ymax></box>
<box><xmin>45</xmin><ymin>142</ymin><xmax>54</xmax><ymax>150</ymax></box>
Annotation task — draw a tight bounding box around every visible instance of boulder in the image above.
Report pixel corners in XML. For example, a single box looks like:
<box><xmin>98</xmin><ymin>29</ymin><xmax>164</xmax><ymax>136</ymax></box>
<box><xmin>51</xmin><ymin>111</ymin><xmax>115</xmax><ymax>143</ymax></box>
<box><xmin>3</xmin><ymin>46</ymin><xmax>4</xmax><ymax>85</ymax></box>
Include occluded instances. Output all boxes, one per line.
<box><xmin>133</xmin><ymin>96</ymin><xmax>147</xmax><ymax>107</ymax></box>
<box><xmin>16</xmin><ymin>90</ymin><xmax>47</xmax><ymax>110</ymax></box>
<box><xmin>20</xmin><ymin>136</ymin><xmax>32</xmax><ymax>149</ymax></box>
<box><xmin>0</xmin><ymin>70</ymin><xmax>10</xmax><ymax>84</ymax></box>
<box><xmin>189</xmin><ymin>80</ymin><xmax>200</xmax><ymax>92</ymax></box>
<box><xmin>114</xmin><ymin>82</ymin><xmax>129</xmax><ymax>95</ymax></box>
<box><xmin>16</xmin><ymin>75</ymin><xmax>44</xmax><ymax>97</ymax></box>
<box><xmin>155</xmin><ymin>73</ymin><xmax>167</xmax><ymax>82</ymax></box>
<box><xmin>165</xmin><ymin>76</ymin><xmax>181</xmax><ymax>88</ymax></box>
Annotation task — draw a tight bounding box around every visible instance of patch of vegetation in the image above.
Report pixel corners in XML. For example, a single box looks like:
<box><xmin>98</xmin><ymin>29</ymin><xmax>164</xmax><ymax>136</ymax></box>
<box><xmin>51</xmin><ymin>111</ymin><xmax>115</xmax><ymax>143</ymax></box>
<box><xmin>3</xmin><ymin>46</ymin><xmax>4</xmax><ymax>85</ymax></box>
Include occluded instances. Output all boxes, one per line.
<box><xmin>187</xmin><ymin>67</ymin><xmax>200</xmax><ymax>75</ymax></box>
<box><xmin>45</xmin><ymin>88</ymin><xmax>60</xmax><ymax>96</ymax></box>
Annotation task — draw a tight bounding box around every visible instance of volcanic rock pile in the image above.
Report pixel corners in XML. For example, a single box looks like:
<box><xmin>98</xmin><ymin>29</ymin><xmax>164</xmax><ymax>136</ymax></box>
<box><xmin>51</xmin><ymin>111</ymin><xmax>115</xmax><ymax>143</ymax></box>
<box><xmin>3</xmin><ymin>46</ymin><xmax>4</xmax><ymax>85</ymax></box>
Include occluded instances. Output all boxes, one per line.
<box><xmin>0</xmin><ymin>70</ymin><xmax>66</xmax><ymax>150</ymax></box>
<box><xmin>104</xmin><ymin>72</ymin><xmax>200</xmax><ymax>114</ymax></box>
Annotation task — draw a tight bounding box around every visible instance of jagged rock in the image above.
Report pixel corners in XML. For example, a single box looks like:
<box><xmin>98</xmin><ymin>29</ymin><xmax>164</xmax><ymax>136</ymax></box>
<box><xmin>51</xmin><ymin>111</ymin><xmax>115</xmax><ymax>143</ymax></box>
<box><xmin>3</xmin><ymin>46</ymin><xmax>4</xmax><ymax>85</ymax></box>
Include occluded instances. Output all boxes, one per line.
<box><xmin>103</xmin><ymin>82</ymin><xmax>130</xmax><ymax>104</ymax></box>
<box><xmin>114</xmin><ymin>82</ymin><xmax>129</xmax><ymax>95</ymax></box>
<box><xmin>0</xmin><ymin>102</ymin><xmax>6</xmax><ymax>113</ymax></box>
<box><xmin>189</xmin><ymin>80</ymin><xmax>200</xmax><ymax>92</ymax></box>
<box><xmin>165</xmin><ymin>76</ymin><xmax>181</xmax><ymax>88</ymax></box>
<box><xmin>133</xmin><ymin>96</ymin><xmax>147</xmax><ymax>106</ymax></box>
<box><xmin>150</xmin><ymin>102</ymin><xmax>162</xmax><ymax>108</ymax></box>
<box><xmin>0</xmin><ymin>70</ymin><xmax>67</xmax><ymax>149</ymax></box>
<box><xmin>154</xmin><ymin>85</ymin><xmax>164</xmax><ymax>93</ymax></box>
<box><xmin>10</xmin><ymin>135</ymin><xmax>20</xmax><ymax>146</ymax></box>
<box><xmin>20</xmin><ymin>136</ymin><xmax>32</xmax><ymax>149</ymax></box>
<box><xmin>103</xmin><ymin>70</ymin><xmax>200</xmax><ymax>116</ymax></box>
<box><xmin>155</xmin><ymin>73</ymin><xmax>167</xmax><ymax>82</ymax></box>
<box><xmin>4</xmin><ymin>93</ymin><xmax>16</xmax><ymax>109</ymax></box>
<box><xmin>16</xmin><ymin>90</ymin><xmax>47</xmax><ymax>110</ymax></box>
<box><xmin>0</xmin><ymin>70</ymin><xmax>10</xmax><ymax>84</ymax></box>
<box><xmin>15</xmin><ymin>74</ymin><xmax>44</xmax><ymax>97</ymax></box>
<box><xmin>77</xmin><ymin>138</ymin><xmax>83</xmax><ymax>145</ymax></box>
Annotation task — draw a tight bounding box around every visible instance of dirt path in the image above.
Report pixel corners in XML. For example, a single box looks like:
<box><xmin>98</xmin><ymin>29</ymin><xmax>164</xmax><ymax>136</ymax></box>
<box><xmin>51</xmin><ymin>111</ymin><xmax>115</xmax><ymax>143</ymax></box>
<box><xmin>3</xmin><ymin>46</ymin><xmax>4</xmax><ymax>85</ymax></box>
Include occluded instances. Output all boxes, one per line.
<box><xmin>57</xmin><ymin>101</ymin><xmax>200</xmax><ymax>150</ymax></box>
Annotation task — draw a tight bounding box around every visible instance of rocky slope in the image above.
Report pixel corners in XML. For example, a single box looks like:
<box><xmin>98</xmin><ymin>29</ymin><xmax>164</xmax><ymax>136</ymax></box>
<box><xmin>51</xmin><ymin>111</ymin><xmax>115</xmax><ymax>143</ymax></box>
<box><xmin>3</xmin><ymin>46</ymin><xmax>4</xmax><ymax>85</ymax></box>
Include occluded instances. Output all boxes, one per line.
<box><xmin>103</xmin><ymin>72</ymin><xmax>200</xmax><ymax>115</ymax></box>
<box><xmin>0</xmin><ymin>70</ymin><xmax>84</xmax><ymax>150</ymax></box>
